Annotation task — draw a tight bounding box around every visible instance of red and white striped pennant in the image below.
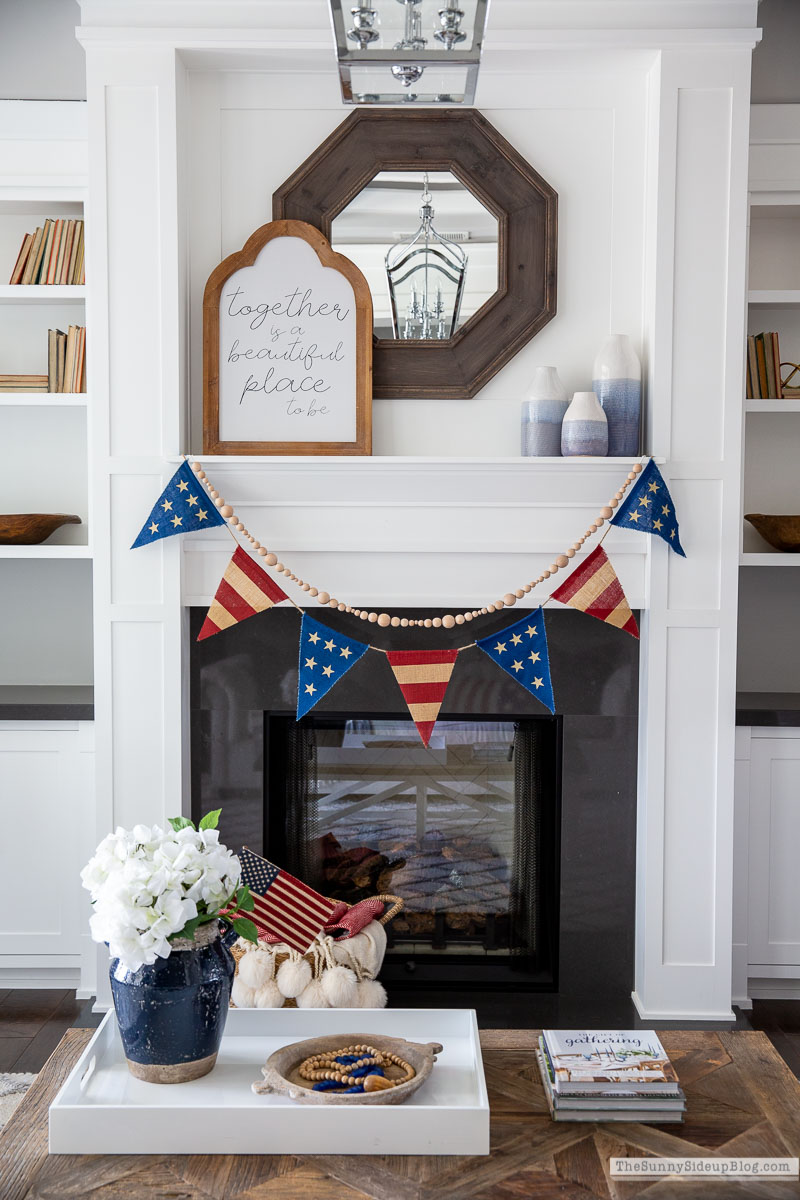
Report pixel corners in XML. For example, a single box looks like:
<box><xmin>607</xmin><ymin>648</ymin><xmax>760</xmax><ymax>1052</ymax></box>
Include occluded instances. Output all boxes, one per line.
<box><xmin>386</xmin><ymin>648</ymin><xmax>459</xmax><ymax>746</ymax></box>
<box><xmin>197</xmin><ymin>546</ymin><xmax>289</xmax><ymax>641</ymax></box>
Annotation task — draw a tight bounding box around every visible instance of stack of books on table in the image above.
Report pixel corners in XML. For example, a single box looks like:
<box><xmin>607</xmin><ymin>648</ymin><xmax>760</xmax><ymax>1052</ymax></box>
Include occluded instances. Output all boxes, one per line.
<box><xmin>536</xmin><ymin>1029</ymin><xmax>685</xmax><ymax>1123</ymax></box>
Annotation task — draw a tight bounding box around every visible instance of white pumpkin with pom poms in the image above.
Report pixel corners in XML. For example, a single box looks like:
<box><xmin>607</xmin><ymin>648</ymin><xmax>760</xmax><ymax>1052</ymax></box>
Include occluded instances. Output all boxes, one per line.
<box><xmin>276</xmin><ymin>955</ymin><xmax>312</xmax><ymax>999</ymax></box>
<box><xmin>321</xmin><ymin>963</ymin><xmax>358</xmax><ymax>1007</ymax></box>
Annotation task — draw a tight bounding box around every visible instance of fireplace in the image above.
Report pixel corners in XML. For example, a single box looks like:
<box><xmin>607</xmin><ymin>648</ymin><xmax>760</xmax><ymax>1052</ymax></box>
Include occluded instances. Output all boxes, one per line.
<box><xmin>191</xmin><ymin>605</ymin><xmax>639</xmax><ymax>1021</ymax></box>
<box><xmin>265</xmin><ymin>713</ymin><xmax>560</xmax><ymax>990</ymax></box>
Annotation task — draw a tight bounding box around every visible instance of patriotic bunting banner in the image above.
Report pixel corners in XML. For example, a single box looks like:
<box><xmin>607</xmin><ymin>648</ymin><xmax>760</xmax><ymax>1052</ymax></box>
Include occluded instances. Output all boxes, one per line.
<box><xmin>131</xmin><ymin>460</ymin><xmax>225</xmax><ymax>548</ymax></box>
<box><xmin>610</xmin><ymin>459</ymin><xmax>685</xmax><ymax>556</ymax></box>
<box><xmin>551</xmin><ymin>545</ymin><xmax>639</xmax><ymax>638</ymax></box>
<box><xmin>238</xmin><ymin>846</ymin><xmax>338</xmax><ymax>952</ymax></box>
<box><xmin>131</xmin><ymin>456</ymin><xmax>685</xmax><ymax>723</ymax></box>
<box><xmin>386</xmin><ymin>649</ymin><xmax>459</xmax><ymax>747</ymax></box>
<box><xmin>476</xmin><ymin>608</ymin><xmax>555</xmax><ymax>713</ymax></box>
<box><xmin>197</xmin><ymin>545</ymin><xmax>289</xmax><ymax>641</ymax></box>
<box><xmin>297</xmin><ymin>614</ymin><xmax>369</xmax><ymax>719</ymax></box>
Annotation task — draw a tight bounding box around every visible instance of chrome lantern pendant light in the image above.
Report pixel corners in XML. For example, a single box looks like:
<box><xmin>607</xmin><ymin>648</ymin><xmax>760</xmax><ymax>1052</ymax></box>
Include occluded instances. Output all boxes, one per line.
<box><xmin>328</xmin><ymin>0</ymin><xmax>490</xmax><ymax>105</ymax></box>
<box><xmin>385</xmin><ymin>174</ymin><xmax>468</xmax><ymax>340</ymax></box>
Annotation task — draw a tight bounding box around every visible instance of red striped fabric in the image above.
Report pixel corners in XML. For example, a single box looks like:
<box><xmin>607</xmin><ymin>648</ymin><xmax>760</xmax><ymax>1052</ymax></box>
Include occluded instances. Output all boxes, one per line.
<box><xmin>551</xmin><ymin>545</ymin><xmax>639</xmax><ymax>638</ymax></box>
<box><xmin>386</xmin><ymin>648</ymin><xmax>459</xmax><ymax>746</ymax></box>
<box><xmin>197</xmin><ymin>546</ymin><xmax>288</xmax><ymax>641</ymax></box>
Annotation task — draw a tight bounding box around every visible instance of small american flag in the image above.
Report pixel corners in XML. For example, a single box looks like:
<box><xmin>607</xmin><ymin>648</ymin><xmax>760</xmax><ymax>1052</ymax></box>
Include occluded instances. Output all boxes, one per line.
<box><xmin>238</xmin><ymin>847</ymin><xmax>338</xmax><ymax>952</ymax></box>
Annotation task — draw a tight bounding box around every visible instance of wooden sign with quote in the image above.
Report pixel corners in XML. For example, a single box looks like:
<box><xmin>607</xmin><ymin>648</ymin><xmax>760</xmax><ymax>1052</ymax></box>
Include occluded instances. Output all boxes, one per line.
<box><xmin>203</xmin><ymin>219</ymin><xmax>372</xmax><ymax>455</ymax></box>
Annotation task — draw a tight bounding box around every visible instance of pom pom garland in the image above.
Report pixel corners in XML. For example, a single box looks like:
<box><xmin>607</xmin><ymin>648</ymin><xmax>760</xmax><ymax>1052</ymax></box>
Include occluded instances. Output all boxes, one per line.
<box><xmin>276</xmin><ymin>956</ymin><xmax>312</xmax><ymax>999</ymax></box>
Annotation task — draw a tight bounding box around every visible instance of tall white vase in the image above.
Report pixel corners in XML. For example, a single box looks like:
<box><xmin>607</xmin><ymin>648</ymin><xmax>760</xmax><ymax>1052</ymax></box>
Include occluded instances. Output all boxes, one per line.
<box><xmin>521</xmin><ymin>366</ymin><xmax>569</xmax><ymax>456</ymax></box>
<box><xmin>592</xmin><ymin>334</ymin><xmax>641</xmax><ymax>457</ymax></box>
<box><xmin>561</xmin><ymin>390</ymin><xmax>608</xmax><ymax>457</ymax></box>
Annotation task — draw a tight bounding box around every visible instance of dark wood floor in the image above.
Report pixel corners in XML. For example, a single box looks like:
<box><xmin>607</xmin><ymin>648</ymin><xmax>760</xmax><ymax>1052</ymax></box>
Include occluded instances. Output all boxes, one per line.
<box><xmin>2</xmin><ymin>989</ymin><xmax>800</xmax><ymax>1077</ymax></box>
<box><xmin>0</xmin><ymin>990</ymin><xmax>87</xmax><ymax>1074</ymax></box>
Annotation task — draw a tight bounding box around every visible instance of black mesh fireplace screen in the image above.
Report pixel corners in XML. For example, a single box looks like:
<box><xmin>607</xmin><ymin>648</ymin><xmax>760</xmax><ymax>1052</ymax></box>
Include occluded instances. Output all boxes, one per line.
<box><xmin>265</xmin><ymin>714</ymin><xmax>559</xmax><ymax>988</ymax></box>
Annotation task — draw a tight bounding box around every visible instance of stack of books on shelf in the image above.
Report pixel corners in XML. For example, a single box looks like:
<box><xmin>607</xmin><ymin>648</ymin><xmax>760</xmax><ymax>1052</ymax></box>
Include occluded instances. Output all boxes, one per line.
<box><xmin>536</xmin><ymin>1029</ymin><xmax>685</xmax><ymax>1123</ymax></box>
<box><xmin>48</xmin><ymin>326</ymin><xmax>86</xmax><ymax>393</ymax></box>
<box><xmin>8</xmin><ymin>218</ymin><xmax>85</xmax><ymax>285</ymax></box>
<box><xmin>747</xmin><ymin>332</ymin><xmax>786</xmax><ymax>399</ymax></box>
<box><xmin>0</xmin><ymin>374</ymin><xmax>48</xmax><ymax>393</ymax></box>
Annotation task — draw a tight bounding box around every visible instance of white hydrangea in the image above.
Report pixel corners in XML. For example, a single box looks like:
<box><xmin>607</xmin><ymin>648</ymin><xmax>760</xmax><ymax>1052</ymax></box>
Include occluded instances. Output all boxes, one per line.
<box><xmin>81</xmin><ymin>821</ymin><xmax>242</xmax><ymax>972</ymax></box>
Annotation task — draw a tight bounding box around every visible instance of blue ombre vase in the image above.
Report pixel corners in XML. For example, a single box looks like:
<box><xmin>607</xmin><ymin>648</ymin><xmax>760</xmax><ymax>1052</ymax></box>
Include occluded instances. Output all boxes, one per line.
<box><xmin>592</xmin><ymin>334</ymin><xmax>642</xmax><ymax>457</ymax></box>
<box><xmin>110</xmin><ymin>920</ymin><xmax>235</xmax><ymax>1083</ymax></box>
<box><xmin>521</xmin><ymin>366</ymin><xmax>569</xmax><ymax>456</ymax></box>
<box><xmin>561</xmin><ymin>391</ymin><xmax>608</xmax><ymax>456</ymax></box>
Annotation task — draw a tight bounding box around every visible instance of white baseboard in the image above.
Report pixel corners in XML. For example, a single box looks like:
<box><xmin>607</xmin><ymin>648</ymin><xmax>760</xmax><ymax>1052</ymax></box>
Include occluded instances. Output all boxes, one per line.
<box><xmin>732</xmin><ymin>995</ymin><xmax>753</xmax><ymax>1009</ymax></box>
<box><xmin>0</xmin><ymin>967</ymin><xmax>81</xmax><ymax>989</ymax></box>
<box><xmin>748</xmin><ymin>978</ymin><xmax>800</xmax><ymax>1000</ymax></box>
<box><xmin>631</xmin><ymin>990</ymin><xmax>736</xmax><ymax>1022</ymax></box>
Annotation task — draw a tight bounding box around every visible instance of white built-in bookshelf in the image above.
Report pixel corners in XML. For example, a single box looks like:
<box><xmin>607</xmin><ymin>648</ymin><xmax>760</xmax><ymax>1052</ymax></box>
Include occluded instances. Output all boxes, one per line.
<box><xmin>0</xmin><ymin>101</ymin><xmax>92</xmax><ymax>685</ymax></box>
<box><xmin>738</xmin><ymin>105</ymin><xmax>800</xmax><ymax>691</ymax></box>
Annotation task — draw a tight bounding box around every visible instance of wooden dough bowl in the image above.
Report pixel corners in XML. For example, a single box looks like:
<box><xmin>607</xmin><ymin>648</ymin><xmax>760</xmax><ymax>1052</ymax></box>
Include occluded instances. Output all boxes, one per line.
<box><xmin>744</xmin><ymin>513</ymin><xmax>800</xmax><ymax>553</ymax></box>
<box><xmin>252</xmin><ymin>1033</ymin><xmax>442</xmax><ymax>1105</ymax></box>
<box><xmin>0</xmin><ymin>513</ymin><xmax>81</xmax><ymax>545</ymax></box>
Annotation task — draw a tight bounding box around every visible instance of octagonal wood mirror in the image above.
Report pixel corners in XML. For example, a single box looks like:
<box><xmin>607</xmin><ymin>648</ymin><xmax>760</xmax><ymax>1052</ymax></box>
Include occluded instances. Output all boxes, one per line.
<box><xmin>273</xmin><ymin>109</ymin><xmax>557</xmax><ymax>400</ymax></box>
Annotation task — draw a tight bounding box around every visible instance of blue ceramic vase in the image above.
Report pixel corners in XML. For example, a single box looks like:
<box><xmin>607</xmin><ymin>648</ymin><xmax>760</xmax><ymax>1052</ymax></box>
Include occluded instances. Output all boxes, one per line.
<box><xmin>561</xmin><ymin>391</ymin><xmax>608</xmax><ymax>456</ymax></box>
<box><xmin>110</xmin><ymin>920</ymin><xmax>235</xmax><ymax>1083</ymax></box>
<box><xmin>592</xmin><ymin>334</ymin><xmax>642</xmax><ymax>457</ymax></box>
<box><xmin>521</xmin><ymin>366</ymin><xmax>569</xmax><ymax>456</ymax></box>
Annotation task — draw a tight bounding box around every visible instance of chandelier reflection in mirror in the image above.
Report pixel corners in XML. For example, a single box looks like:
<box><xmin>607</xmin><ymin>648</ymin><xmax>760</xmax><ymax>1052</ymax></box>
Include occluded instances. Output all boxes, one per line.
<box><xmin>328</xmin><ymin>0</ymin><xmax>489</xmax><ymax>105</ymax></box>
<box><xmin>385</xmin><ymin>174</ymin><xmax>468</xmax><ymax>340</ymax></box>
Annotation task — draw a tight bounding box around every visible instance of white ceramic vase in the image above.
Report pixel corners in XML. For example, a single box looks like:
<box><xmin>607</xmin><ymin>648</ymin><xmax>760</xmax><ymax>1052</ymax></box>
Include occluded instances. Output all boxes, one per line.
<box><xmin>561</xmin><ymin>390</ymin><xmax>608</xmax><ymax>457</ymax></box>
<box><xmin>521</xmin><ymin>366</ymin><xmax>569</xmax><ymax>456</ymax></box>
<box><xmin>592</xmin><ymin>334</ymin><xmax>641</xmax><ymax>457</ymax></box>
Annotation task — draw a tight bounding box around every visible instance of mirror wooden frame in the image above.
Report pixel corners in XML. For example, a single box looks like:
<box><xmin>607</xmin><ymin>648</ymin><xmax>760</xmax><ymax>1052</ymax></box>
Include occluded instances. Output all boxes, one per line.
<box><xmin>273</xmin><ymin>109</ymin><xmax>557</xmax><ymax>400</ymax></box>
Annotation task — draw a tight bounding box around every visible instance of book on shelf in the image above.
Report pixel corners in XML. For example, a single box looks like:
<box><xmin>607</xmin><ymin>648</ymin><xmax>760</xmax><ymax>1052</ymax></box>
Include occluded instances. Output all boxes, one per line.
<box><xmin>47</xmin><ymin>325</ymin><xmax>86</xmax><ymax>393</ymax></box>
<box><xmin>6</xmin><ymin>219</ymin><xmax>85</xmax><ymax>285</ymax></box>
<box><xmin>0</xmin><ymin>374</ymin><xmax>49</xmax><ymax>393</ymax></box>
<box><xmin>747</xmin><ymin>332</ymin><xmax>785</xmax><ymax>399</ymax></box>
<box><xmin>536</xmin><ymin>1042</ymin><xmax>685</xmax><ymax>1123</ymax></box>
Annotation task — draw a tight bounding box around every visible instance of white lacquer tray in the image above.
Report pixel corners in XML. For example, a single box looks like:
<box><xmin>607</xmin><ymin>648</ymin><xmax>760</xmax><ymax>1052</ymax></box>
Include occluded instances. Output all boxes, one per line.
<box><xmin>49</xmin><ymin>1008</ymin><xmax>489</xmax><ymax>1156</ymax></box>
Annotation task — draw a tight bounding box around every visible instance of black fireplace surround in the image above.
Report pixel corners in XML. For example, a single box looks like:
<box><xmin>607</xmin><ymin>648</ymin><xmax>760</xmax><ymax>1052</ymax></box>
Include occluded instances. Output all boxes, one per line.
<box><xmin>190</xmin><ymin>606</ymin><xmax>639</xmax><ymax>1025</ymax></box>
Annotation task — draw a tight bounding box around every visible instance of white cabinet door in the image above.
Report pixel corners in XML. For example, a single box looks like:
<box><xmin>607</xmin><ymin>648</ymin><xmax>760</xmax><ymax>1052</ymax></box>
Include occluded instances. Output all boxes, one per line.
<box><xmin>748</xmin><ymin>734</ymin><xmax>800</xmax><ymax>967</ymax></box>
<box><xmin>0</xmin><ymin>722</ymin><xmax>94</xmax><ymax>960</ymax></box>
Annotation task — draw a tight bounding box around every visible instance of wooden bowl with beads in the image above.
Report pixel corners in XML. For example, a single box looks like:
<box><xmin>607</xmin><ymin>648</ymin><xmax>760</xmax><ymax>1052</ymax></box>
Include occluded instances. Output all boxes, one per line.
<box><xmin>251</xmin><ymin>1033</ymin><xmax>442</xmax><ymax>1105</ymax></box>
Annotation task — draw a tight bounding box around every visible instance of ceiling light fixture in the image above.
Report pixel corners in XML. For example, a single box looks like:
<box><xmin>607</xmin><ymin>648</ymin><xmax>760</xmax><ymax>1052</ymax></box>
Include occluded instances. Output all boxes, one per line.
<box><xmin>328</xmin><ymin>0</ymin><xmax>489</xmax><ymax>105</ymax></box>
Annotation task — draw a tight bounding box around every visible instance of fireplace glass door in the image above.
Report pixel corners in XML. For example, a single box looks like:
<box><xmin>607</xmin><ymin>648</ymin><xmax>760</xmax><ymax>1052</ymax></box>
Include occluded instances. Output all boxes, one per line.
<box><xmin>266</xmin><ymin>715</ymin><xmax>559</xmax><ymax>989</ymax></box>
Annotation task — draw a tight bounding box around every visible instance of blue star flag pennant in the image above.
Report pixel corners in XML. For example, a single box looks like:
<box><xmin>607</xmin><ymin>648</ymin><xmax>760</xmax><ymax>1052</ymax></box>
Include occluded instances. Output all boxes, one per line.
<box><xmin>476</xmin><ymin>608</ymin><xmax>555</xmax><ymax>714</ymax></box>
<box><xmin>131</xmin><ymin>460</ymin><xmax>225</xmax><ymax>548</ymax></box>
<box><xmin>297</xmin><ymin>614</ymin><xmax>369</xmax><ymax>719</ymax></box>
<box><xmin>610</xmin><ymin>459</ymin><xmax>685</xmax><ymax>556</ymax></box>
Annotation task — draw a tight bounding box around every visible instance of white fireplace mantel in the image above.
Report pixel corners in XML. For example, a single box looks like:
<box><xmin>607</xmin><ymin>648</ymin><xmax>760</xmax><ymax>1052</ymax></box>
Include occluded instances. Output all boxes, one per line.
<box><xmin>79</xmin><ymin>0</ymin><xmax>756</xmax><ymax>1019</ymax></box>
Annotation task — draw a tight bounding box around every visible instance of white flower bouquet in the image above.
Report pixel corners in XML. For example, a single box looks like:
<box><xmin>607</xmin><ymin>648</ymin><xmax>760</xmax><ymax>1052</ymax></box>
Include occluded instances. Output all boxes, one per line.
<box><xmin>81</xmin><ymin>809</ymin><xmax>258</xmax><ymax>971</ymax></box>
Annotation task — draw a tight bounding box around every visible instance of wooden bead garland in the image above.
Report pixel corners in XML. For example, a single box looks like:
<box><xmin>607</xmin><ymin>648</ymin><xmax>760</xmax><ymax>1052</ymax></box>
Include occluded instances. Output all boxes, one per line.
<box><xmin>297</xmin><ymin>1044</ymin><xmax>415</xmax><ymax>1094</ymax></box>
<box><xmin>188</xmin><ymin>458</ymin><xmax>641</xmax><ymax>628</ymax></box>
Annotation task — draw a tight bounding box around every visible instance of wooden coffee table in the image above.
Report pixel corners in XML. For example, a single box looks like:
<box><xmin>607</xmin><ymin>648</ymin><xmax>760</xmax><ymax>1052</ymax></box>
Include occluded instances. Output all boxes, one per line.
<box><xmin>2</xmin><ymin>1028</ymin><xmax>800</xmax><ymax>1199</ymax></box>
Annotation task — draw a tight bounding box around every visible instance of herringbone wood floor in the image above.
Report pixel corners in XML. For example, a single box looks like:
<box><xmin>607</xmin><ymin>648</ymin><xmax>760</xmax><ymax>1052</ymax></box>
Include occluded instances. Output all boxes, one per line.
<box><xmin>3</xmin><ymin>1027</ymin><xmax>800</xmax><ymax>1200</ymax></box>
